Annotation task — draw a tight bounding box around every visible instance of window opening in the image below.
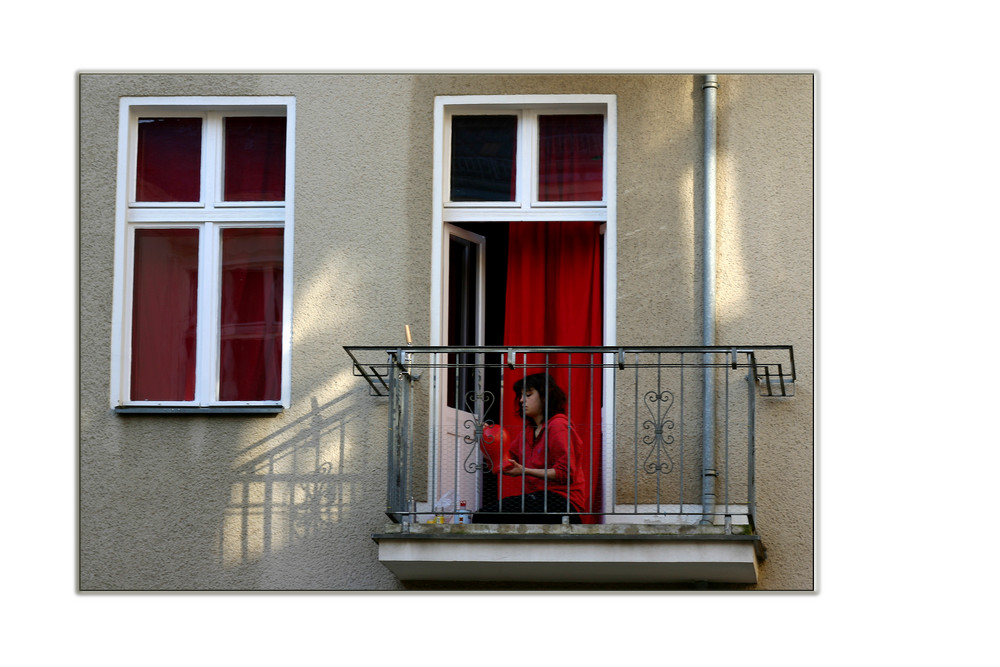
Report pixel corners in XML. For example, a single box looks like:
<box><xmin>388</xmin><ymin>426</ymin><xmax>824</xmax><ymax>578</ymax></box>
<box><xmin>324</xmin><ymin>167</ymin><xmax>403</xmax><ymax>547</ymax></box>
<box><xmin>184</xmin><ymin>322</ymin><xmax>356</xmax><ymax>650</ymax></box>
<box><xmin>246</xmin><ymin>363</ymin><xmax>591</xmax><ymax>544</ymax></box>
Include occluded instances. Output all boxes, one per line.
<box><xmin>433</xmin><ymin>95</ymin><xmax>616</xmax><ymax>521</ymax></box>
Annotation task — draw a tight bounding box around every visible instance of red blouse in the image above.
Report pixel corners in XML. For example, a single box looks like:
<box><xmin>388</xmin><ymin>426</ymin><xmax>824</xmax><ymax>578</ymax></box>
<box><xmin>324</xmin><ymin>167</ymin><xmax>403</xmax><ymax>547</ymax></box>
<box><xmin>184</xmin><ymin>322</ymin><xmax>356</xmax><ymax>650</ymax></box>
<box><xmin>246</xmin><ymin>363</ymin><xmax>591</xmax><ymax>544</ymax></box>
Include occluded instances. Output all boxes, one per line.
<box><xmin>507</xmin><ymin>413</ymin><xmax>589</xmax><ymax>512</ymax></box>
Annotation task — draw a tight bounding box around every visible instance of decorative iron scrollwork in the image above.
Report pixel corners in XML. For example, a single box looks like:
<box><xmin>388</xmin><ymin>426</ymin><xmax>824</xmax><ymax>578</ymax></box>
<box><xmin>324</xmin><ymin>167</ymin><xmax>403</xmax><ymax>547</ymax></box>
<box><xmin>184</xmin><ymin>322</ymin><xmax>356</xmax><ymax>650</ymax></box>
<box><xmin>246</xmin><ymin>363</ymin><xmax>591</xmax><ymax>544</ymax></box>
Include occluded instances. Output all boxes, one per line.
<box><xmin>461</xmin><ymin>390</ymin><xmax>496</xmax><ymax>473</ymax></box>
<box><xmin>642</xmin><ymin>390</ymin><xmax>675</xmax><ymax>474</ymax></box>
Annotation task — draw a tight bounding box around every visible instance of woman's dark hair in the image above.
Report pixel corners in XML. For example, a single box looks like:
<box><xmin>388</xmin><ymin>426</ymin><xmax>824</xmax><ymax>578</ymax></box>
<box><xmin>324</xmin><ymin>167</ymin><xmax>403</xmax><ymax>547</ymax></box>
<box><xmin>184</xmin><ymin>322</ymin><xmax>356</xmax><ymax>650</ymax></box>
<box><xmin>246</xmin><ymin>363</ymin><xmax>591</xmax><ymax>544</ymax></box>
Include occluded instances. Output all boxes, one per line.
<box><xmin>513</xmin><ymin>373</ymin><xmax>567</xmax><ymax>420</ymax></box>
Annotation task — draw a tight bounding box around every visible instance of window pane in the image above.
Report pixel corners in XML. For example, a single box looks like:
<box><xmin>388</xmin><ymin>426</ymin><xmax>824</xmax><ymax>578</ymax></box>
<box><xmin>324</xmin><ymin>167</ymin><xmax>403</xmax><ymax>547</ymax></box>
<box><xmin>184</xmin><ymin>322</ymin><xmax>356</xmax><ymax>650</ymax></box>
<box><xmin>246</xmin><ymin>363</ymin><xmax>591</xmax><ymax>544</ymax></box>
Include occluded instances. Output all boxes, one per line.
<box><xmin>130</xmin><ymin>229</ymin><xmax>199</xmax><ymax>400</ymax></box>
<box><xmin>219</xmin><ymin>228</ymin><xmax>284</xmax><ymax>401</ymax></box>
<box><xmin>538</xmin><ymin>114</ymin><xmax>604</xmax><ymax>201</ymax></box>
<box><xmin>224</xmin><ymin>117</ymin><xmax>287</xmax><ymax>201</ymax></box>
<box><xmin>136</xmin><ymin>118</ymin><xmax>202</xmax><ymax>202</ymax></box>
<box><xmin>450</xmin><ymin>115</ymin><xmax>517</xmax><ymax>201</ymax></box>
<box><xmin>447</xmin><ymin>236</ymin><xmax>478</xmax><ymax>408</ymax></box>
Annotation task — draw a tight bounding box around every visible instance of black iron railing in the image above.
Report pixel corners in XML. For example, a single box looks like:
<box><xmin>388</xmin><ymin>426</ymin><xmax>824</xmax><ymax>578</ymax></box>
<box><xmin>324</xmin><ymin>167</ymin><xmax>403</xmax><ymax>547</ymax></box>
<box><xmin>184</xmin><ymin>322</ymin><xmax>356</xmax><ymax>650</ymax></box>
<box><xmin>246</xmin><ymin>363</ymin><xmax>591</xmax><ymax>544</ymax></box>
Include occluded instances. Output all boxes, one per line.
<box><xmin>345</xmin><ymin>346</ymin><xmax>793</xmax><ymax>531</ymax></box>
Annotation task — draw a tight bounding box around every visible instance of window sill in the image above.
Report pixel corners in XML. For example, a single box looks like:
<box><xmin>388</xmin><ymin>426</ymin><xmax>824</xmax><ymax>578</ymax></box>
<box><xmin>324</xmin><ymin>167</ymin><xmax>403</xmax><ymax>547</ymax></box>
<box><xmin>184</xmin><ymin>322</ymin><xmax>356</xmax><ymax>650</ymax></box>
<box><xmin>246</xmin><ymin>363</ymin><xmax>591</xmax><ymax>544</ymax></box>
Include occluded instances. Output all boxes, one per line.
<box><xmin>114</xmin><ymin>406</ymin><xmax>283</xmax><ymax>416</ymax></box>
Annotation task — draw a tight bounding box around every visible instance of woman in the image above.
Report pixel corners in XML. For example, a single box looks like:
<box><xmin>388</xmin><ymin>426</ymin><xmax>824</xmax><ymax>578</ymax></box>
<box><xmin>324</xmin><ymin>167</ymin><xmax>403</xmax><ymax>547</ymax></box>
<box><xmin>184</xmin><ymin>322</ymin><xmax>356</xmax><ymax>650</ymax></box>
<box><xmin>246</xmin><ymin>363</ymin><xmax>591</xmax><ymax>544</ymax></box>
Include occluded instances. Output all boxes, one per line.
<box><xmin>473</xmin><ymin>373</ymin><xmax>588</xmax><ymax>524</ymax></box>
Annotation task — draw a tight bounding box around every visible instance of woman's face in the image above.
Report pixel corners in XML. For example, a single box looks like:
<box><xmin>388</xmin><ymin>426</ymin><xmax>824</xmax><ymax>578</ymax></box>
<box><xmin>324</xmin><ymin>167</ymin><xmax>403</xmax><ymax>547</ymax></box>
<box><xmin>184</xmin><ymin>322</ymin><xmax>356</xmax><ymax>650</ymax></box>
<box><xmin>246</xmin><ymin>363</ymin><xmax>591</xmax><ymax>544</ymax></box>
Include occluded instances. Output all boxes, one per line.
<box><xmin>520</xmin><ymin>387</ymin><xmax>544</xmax><ymax>423</ymax></box>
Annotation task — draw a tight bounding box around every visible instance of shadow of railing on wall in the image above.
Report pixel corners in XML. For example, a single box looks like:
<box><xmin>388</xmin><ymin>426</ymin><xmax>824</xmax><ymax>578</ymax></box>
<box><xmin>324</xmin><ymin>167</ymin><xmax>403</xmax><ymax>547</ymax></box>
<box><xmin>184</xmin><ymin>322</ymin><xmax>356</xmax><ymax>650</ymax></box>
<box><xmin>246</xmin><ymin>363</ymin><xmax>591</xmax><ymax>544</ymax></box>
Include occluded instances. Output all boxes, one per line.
<box><xmin>217</xmin><ymin>392</ymin><xmax>372</xmax><ymax>568</ymax></box>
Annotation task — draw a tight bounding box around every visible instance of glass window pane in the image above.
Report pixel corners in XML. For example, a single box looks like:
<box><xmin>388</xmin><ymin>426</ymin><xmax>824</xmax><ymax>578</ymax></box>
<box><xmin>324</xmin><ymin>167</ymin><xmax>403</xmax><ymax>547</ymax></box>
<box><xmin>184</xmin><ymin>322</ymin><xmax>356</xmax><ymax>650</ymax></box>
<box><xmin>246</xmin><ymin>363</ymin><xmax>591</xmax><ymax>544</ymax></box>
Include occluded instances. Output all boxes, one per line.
<box><xmin>219</xmin><ymin>228</ymin><xmax>284</xmax><ymax>401</ymax></box>
<box><xmin>538</xmin><ymin>114</ymin><xmax>604</xmax><ymax>201</ymax></box>
<box><xmin>130</xmin><ymin>229</ymin><xmax>199</xmax><ymax>400</ymax></box>
<box><xmin>447</xmin><ymin>236</ymin><xmax>478</xmax><ymax>409</ymax></box>
<box><xmin>224</xmin><ymin>117</ymin><xmax>287</xmax><ymax>201</ymax></box>
<box><xmin>135</xmin><ymin>118</ymin><xmax>202</xmax><ymax>202</ymax></box>
<box><xmin>450</xmin><ymin>115</ymin><xmax>517</xmax><ymax>201</ymax></box>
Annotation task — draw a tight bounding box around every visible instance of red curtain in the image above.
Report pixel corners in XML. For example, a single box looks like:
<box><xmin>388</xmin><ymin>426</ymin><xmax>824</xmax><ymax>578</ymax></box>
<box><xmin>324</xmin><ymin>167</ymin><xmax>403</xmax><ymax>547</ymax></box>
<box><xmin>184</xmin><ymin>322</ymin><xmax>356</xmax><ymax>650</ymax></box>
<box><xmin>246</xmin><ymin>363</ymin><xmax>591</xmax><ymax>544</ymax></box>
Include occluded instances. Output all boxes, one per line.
<box><xmin>135</xmin><ymin>117</ymin><xmax>202</xmax><ymax>202</ymax></box>
<box><xmin>130</xmin><ymin>229</ymin><xmax>199</xmax><ymax>401</ymax></box>
<box><xmin>218</xmin><ymin>228</ymin><xmax>284</xmax><ymax>401</ymax></box>
<box><xmin>500</xmin><ymin>221</ymin><xmax>603</xmax><ymax>522</ymax></box>
<box><xmin>537</xmin><ymin>114</ymin><xmax>604</xmax><ymax>201</ymax></box>
<box><xmin>223</xmin><ymin>117</ymin><xmax>287</xmax><ymax>202</ymax></box>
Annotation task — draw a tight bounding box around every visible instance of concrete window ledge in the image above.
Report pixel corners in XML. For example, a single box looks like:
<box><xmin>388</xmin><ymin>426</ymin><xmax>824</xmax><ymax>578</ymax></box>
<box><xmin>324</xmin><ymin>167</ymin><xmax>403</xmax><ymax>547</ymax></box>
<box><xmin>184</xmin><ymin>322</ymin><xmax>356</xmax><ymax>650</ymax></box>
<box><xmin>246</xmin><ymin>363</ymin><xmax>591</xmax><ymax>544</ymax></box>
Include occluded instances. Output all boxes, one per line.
<box><xmin>373</xmin><ymin>523</ymin><xmax>763</xmax><ymax>585</ymax></box>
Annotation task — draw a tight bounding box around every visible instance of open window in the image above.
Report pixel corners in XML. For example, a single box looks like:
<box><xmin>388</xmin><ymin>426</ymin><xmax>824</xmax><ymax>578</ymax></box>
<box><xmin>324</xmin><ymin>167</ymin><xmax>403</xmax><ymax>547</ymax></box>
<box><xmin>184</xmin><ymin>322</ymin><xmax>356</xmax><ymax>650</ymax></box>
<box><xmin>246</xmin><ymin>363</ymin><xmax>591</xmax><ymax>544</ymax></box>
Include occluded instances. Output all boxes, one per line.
<box><xmin>430</xmin><ymin>95</ymin><xmax>617</xmax><ymax>519</ymax></box>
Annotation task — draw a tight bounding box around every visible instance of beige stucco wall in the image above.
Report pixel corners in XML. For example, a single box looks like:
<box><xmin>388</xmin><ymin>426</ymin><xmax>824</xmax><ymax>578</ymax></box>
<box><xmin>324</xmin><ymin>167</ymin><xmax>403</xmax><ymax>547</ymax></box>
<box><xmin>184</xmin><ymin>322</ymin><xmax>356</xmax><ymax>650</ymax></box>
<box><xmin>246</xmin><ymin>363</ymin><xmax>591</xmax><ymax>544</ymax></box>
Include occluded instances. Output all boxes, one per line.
<box><xmin>715</xmin><ymin>75</ymin><xmax>814</xmax><ymax>589</ymax></box>
<box><xmin>79</xmin><ymin>73</ymin><xmax>812</xmax><ymax>590</ymax></box>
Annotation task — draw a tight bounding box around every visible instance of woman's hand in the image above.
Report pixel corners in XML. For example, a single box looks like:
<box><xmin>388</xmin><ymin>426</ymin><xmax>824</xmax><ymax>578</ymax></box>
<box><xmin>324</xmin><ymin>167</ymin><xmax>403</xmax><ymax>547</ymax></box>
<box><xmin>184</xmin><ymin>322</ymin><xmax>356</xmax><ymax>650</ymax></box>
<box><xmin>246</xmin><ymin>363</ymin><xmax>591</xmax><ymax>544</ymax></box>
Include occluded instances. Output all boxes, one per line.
<box><xmin>501</xmin><ymin>461</ymin><xmax>524</xmax><ymax>476</ymax></box>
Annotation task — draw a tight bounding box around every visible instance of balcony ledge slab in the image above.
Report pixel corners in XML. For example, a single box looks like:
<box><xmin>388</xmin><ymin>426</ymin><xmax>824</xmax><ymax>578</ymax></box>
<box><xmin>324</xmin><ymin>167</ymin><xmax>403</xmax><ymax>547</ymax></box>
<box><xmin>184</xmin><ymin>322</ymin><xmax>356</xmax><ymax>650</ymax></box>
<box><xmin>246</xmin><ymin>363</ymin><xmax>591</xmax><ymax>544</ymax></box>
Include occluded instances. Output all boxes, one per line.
<box><xmin>373</xmin><ymin>523</ymin><xmax>762</xmax><ymax>584</ymax></box>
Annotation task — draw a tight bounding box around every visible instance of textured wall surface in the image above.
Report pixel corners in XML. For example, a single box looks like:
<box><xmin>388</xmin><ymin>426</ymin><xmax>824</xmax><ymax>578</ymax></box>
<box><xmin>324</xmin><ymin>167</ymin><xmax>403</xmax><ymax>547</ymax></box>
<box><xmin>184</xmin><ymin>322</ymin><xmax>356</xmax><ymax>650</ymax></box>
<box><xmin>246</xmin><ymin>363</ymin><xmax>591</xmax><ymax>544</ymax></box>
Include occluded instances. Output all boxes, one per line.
<box><xmin>79</xmin><ymin>73</ymin><xmax>813</xmax><ymax>590</ymax></box>
<box><xmin>715</xmin><ymin>75</ymin><xmax>814</xmax><ymax>590</ymax></box>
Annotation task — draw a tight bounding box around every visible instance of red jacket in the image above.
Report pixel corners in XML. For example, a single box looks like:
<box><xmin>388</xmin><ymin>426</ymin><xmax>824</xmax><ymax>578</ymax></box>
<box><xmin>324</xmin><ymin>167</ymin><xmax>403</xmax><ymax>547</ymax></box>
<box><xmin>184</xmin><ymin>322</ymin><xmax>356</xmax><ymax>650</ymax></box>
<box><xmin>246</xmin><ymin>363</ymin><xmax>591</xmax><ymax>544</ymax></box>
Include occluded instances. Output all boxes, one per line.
<box><xmin>507</xmin><ymin>413</ymin><xmax>589</xmax><ymax>512</ymax></box>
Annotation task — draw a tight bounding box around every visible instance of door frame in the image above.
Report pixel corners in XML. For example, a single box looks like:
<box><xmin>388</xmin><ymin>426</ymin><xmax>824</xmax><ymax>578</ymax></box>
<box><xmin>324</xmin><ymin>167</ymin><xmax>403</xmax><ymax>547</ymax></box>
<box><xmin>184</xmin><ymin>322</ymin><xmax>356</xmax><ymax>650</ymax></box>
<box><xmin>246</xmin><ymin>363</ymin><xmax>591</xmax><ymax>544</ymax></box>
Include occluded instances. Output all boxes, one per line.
<box><xmin>430</xmin><ymin>94</ymin><xmax>618</xmax><ymax>515</ymax></box>
<box><xmin>434</xmin><ymin>225</ymin><xmax>487</xmax><ymax>510</ymax></box>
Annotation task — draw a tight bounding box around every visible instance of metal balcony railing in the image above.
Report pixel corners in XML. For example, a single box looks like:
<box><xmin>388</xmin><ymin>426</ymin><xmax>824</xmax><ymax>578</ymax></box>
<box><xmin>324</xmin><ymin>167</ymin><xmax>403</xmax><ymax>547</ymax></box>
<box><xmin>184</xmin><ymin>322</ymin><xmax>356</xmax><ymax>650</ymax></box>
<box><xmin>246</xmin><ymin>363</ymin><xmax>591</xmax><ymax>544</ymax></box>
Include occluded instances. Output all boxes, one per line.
<box><xmin>344</xmin><ymin>345</ymin><xmax>794</xmax><ymax>532</ymax></box>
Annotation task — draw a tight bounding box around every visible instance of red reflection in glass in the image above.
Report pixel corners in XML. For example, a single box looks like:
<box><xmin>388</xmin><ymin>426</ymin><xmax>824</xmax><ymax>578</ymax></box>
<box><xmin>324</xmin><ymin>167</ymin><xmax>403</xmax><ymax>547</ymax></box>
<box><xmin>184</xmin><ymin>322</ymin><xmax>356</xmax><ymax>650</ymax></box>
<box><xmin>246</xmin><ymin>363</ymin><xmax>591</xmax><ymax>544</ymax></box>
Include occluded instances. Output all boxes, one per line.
<box><xmin>224</xmin><ymin>117</ymin><xmax>286</xmax><ymax>201</ymax></box>
<box><xmin>136</xmin><ymin>118</ymin><xmax>202</xmax><ymax>202</ymax></box>
<box><xmin>130</xmin><ymin>229</ymin><xmax>199</xmax><ymax>400</ymax></box>
<box><xmin>538</xmin><ymin>115</ymin><xmax>604</xmax><ymax>202</ymax></box>
<box><xmin>219</xmin><ymin>228</ymin><xmax>284</xmax><ymax>401</ymax></box>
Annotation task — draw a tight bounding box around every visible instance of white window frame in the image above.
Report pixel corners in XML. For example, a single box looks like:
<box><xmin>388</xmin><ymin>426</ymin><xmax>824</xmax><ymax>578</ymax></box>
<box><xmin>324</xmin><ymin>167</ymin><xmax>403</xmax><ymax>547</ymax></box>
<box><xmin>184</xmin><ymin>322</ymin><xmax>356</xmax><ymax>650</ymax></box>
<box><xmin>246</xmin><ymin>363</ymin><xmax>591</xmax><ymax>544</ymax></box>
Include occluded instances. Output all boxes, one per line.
<box><xmin>110</xmin><ymin>96</ymin><xmax>296</xmax><ymax>410</ymax></box>
<box><xmin>430</xmin><ymin>94</ymin><xmax>617</xmax><ymax>514</ymax></box>
<box><xmin>439</xmin><ymin>99</ymin><xmax>612</xmax><ymax>222</ymax></box>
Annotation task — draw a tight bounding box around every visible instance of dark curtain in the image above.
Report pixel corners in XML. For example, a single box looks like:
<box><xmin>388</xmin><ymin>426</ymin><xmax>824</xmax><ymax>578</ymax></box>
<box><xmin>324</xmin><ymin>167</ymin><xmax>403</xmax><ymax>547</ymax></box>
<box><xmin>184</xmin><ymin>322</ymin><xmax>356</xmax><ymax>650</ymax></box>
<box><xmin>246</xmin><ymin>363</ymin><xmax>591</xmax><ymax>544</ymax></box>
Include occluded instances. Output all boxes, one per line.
<box><xmin>135</xmin><ymin>117</ymin><xmax>202</xmax><ymax>202</ymax></box>
<box><xmin>223</xmin><ymin>117</ymin><xmax>287</xmax><ymax>201</ymax></box>
<box><xmin>130</xmin><ymin>229</ymin><xmax>199</xmax><ymax>400</ymax></box>
<box><xmin>218</xmin><ymin>228</ymin><xmax>284</xmax><ymax>401</ymax></box>
<box><xmin>537</xmin><ymin>114</ymin><xmax>604</xmax><ymax>201</ymax></box>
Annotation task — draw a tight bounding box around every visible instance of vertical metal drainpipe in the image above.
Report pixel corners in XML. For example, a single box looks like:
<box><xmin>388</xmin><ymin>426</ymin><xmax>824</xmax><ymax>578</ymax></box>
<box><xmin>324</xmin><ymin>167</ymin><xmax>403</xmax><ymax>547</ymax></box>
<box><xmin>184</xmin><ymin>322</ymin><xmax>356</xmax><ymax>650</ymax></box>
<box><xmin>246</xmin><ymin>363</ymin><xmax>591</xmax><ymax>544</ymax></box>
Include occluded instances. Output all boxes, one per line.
<box><xmin>701</xmin><ymin>75</ymin><xmax>718</xmax><ymax>525</ymax></box>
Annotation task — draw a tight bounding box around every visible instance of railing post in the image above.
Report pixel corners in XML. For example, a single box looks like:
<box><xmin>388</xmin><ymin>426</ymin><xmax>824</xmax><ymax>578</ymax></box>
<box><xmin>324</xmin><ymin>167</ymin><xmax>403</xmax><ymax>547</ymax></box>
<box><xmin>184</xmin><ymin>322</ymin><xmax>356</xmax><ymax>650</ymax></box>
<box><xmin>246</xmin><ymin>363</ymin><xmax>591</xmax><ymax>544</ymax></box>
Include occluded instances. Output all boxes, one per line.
<box><xmin>701</xmin><ymin>349</ymin><xmax>717</xmax><ymax>525</ymax></box>
<box><xmin>386</xmin><ymin>350</ymin><xmax>413</xmax><ymax>522</ymax></box>
<box><xmin>386</xmin><ymin>353</ymin><xmax>401</xmax><ymax>519</ymax></box>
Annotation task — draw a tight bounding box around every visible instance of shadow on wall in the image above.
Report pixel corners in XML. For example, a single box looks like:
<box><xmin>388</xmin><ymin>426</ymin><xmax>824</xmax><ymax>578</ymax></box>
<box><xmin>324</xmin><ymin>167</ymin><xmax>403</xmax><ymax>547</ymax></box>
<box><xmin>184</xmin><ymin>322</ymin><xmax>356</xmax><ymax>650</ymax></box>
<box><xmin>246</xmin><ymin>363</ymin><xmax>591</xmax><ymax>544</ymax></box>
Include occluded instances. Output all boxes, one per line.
<box><xmin>216</xmin><ymin>392</ymin><xmax>375</xmax><ymax>570</ymax></box>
